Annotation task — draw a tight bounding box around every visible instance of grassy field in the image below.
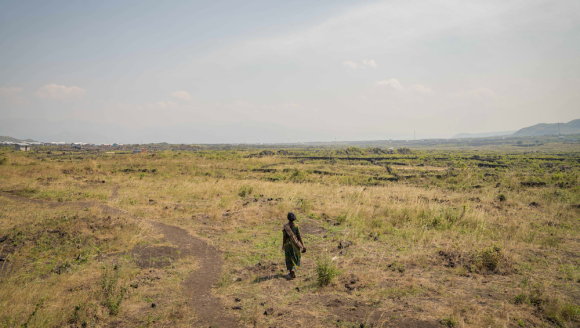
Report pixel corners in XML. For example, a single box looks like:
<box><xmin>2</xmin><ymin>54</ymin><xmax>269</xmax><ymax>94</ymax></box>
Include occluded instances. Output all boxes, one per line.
<box><xmin>1</xmin><ymin>141</ymin><xmax>579</xmax><ymax>327</ymax></box>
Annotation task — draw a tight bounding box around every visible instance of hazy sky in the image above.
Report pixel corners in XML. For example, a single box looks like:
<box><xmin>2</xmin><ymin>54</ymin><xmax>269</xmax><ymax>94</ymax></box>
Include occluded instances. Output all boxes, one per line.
<box><xmin>1</xmin><ymin>0</ymin><xmax>579</xmax><ymax>142</ymax></box>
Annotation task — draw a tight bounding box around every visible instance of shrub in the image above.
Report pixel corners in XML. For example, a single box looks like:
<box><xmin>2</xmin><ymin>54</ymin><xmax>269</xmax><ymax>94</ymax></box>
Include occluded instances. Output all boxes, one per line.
<box><xmin>472</xmin><ymin>245</ymin><xmax>503</xmax><ymax>273</ymax></box>
<box><xmin>316</xmin><ymin>255</ymin><xmax>339</xmax><ymax>286</ymax></box>
<box><xmin>544</xmin><ymin>301</ymin><xmax>580</xmax><ymax>326</ymax></box>
<box><xmin>238</xmin><ymin>185</ymin><xmax>253</xmax><ymax>198</ymax></box>
<box><xmin>388</xmin><ymin>261</ymin><xmax>406</xmax><ymax>273</ymax></box>
<box><xmin>289</xmin><ymin>169</ymin><xmax>305</xmax><ymax>181</ymax></box>
<box><xmin>498</xmin><ymin>194</ymin><xmax>507</xmax><ymax>202</ymax></box>
<box><xmin>336</xmin><ymin>213</ymin><xmax>348</xmax><ymax>224</ymax></box>
<box><xmin>513</xmin><ymin>293</ymin><xmax>527</xmax><ymax>305</ymax></box>
<box><xmin>100</xmin><ymin>265</ymin><xmax>127</xmax><ymax>315</ymax></box>
<box><xmin>441</xmin><ymin>316</ymin><xmax>457</xmax><ymax>327</ymax></box>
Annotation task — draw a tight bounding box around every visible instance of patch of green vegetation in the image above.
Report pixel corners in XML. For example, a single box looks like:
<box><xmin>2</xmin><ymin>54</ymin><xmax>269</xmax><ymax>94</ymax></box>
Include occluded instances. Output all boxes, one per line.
<box><xmin>316</xmin><ymin>255</ymin><xmax>340</xmax><ymax>286</ymax></box>
<box><xmin>100</xmin><ymin>265</ymin><xmax>127</xmax><ymax>315</ymax></box>
<box><xmin>441</xmin><ymin>316</ymin><xmax>457</xmax><ymax>327</ymax></box>
<box><xmin>238</xmin><ymin>185</ymin><xmax>253</xmax><ymax>198</ymax></box>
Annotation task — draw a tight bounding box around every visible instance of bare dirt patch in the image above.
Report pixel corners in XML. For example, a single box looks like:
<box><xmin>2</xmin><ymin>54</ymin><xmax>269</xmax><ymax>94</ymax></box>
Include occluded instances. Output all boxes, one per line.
<box><xmin>314</xmin><ymin>295</ymin><xmax>444</xmax><ymax>327</ymax></box>
<box><xmin>130</xmin><ymin>245</ymin><xmax>189</xmax><ymax>269</ymax></box>
<box><xmin>300</xmin><ymin>221</ymin><xmax>327</xmax><ymax>235</ymax></box>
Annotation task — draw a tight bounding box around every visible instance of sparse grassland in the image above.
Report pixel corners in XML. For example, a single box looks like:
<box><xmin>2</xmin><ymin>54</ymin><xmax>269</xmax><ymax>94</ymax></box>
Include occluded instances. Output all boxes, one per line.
<box><xmin>0</xmin><ymin>143</ymin><xmax>579</xmax><ymax>327</ymax></box>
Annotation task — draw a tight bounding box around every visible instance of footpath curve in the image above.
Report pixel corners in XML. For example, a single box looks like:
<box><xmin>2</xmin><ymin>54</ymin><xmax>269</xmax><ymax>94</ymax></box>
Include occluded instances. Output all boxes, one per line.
<box><xmin>0</xmin><ymin>191</ymin><xmax>239</xmax><ymax>328</ymax></box>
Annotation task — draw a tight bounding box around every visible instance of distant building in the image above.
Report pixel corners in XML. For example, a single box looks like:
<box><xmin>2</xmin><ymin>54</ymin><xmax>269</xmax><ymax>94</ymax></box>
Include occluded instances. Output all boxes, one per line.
<box><xmin>14</xmin><ymin>143</ymin><xmax>30</xmax><ymax>151</ymax></box>
<box><xmin>132</xmin><ymin>149</ymin><xmax>147</xmax><ymax>154</ymax></box>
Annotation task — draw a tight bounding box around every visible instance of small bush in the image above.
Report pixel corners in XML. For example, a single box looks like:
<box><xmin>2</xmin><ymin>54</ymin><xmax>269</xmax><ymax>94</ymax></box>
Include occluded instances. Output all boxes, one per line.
<box><xmin>514</xmin><ymin>293</ymin><xmax>528</xmax><ymax>305</ymax></box>
<box><xmin>336</xmin><ymin>213</ymin><xmax>348</xmax><ymax>224</ymax></box>
<box><xmin>316</xmin><ymin>255</ymin><xmax>339</xmax><ymax>286</ymax></box>
<box><xmin>238</xmin><ymin>185</ymin><xmax>253</xmax><ymax>198</ymax></box>
<box><xmin>388</xmin><ymin>261</ymin><xmax>406</xmax><ymax>273</ymax></box>
<box><xmin>544</xmin><ymin>301</ymin><xmax>580</xmax><ymax>326</ymax></box>
<box><xmin>472</xmin><ymin>245</ymin><xmax>503</xmax><ymax>272</ymax></box>
<box><xmin>441</xmin><ymin>316</ymin><xmax>457</xmax><ymax>327</ymax></box>
<box><xmin>100</xmin><ymin>265</ymin><xmax>127</xmax><ymax>315</ymax></box>
<box><xmin>439</xmin><ymin>244</ymin><xmax>511</xmax><ymax>275</ymax></box>
<box><xmin>0</xmin><ymin>157</ymin><xmax>7</xmax><ymax>165</ymax></box>
<box><xmin>498</xmin><ymin>194</ymin><xmax>507</xmax><ymax>202</ymax></box>
<box><xmin>289</xmin><ymin>169</ymin><xmax>306</xmax><ymax>181</ymax></box>
<box><xmin>560</xmin><ymin>303</ymin><xmax>580</xmax><ymax>323</ymax></box>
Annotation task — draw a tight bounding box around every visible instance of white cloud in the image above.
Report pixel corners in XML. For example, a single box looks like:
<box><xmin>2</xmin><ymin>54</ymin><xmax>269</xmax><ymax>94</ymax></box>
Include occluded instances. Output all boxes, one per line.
<box><xmin>373</xmin><ymin>79</ymin><xmax>404</xmax><ymax>91</ymax></box>
<box><xmin>171</xmin><ymin>90</ymin><xmax>192</xmax><ymax>101</ymax></box>
<box><xmin>409</xmin><ymin>84</ymin><xmax>434</xmax><ymax>95</ymax></box>
<box><xmin>342</xmin><ymin>61</ymin><xmax>358</xmax><ymax>69</ymax></box>
<box><xmin>362</xmin><ymin>59</ymin><xmax>377</xmax><ymax>68</ymax></box>
<box><xmin>34</xmin><ymin>84</ymin><xmax>86</xmax><ymax>103</ymax></box>
<box><xmin>0</xmin><ymin>87</ymin><xmax>29</xmax><ymax>105</ymax></box>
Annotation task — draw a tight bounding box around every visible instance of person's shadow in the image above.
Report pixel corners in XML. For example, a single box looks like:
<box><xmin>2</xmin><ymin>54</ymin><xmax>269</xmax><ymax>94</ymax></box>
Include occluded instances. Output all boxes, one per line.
<box><xmin>251</xmin><ymin>273</ymin><xmax>286</xmax><ymax>283</ymax></box>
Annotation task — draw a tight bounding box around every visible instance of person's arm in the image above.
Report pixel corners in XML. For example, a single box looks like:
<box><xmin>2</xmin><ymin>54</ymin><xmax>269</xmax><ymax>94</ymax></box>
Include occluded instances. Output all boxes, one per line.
<box><xmin>282</xmin><ymin>231</ymin><xmax>287</xmax><ymax>251</ymax></box>
<box><xmin>296</xmin><ymin>229</ymin><xmax>306</xmax><ymax>251</ymax></box>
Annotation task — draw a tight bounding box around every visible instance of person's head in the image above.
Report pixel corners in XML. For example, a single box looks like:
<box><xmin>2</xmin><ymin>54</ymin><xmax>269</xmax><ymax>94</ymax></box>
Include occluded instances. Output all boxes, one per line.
<box><xmin>287</xmin><ymin>212</ymin><xmax>296</xmax><ymax>222</ymax></box>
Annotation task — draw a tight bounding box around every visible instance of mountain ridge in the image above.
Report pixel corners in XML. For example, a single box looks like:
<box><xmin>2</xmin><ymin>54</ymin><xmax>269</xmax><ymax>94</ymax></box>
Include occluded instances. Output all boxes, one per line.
<box><xmin>0</xmin><ymin>136</ymin><xmax>36</xmax><ymax>143</ymax></box>
<box><xmin>511</xmin><ymin>119</ymin><xmax>580</xmax><ymax>137</ymax></box>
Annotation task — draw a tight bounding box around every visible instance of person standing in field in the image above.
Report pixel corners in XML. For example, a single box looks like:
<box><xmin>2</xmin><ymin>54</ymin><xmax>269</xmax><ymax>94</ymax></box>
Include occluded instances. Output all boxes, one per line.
<box><xmin>282</xmin><ymin>212</ymin><xmax>306</xmax><ymax>279</ymax></box>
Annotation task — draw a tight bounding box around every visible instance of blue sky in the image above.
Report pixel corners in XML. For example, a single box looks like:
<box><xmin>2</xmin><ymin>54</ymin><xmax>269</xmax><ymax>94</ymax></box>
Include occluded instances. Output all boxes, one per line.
<box><xmin>1</xmin><ymin>0</ymin><xmax>579</xmax><ymax>142</ymax></box>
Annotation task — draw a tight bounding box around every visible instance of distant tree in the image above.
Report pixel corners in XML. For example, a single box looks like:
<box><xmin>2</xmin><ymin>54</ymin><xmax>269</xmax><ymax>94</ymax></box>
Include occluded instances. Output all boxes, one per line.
<box><xmin>517</xmin><ymin>141</ymin><xmax>523</xmax><ymax>145</ymax></box>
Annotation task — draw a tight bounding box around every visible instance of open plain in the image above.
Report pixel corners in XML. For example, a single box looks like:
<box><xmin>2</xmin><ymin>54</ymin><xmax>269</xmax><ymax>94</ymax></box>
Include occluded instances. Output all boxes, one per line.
<box><xmin>1</xmin><ymin>141</ymin><xmax>580</xmax><ymax>327</ymax></box>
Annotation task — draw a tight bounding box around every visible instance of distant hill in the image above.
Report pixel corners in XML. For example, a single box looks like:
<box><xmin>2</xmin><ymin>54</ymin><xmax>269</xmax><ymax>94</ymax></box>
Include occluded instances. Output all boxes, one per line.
<box><xmin>450</xmin><ymin>131</ymin><xmax>515</xmax><ymax>139</ymax></box>
<box><xmin>512</xmin><ymin>119</ymin><xmax>580</xmax><ymax>137</ymax></box>
<box><xmin>0</xmin><ymin>136</ymin><xmax>36</xmax><ymax>142</ymax></box>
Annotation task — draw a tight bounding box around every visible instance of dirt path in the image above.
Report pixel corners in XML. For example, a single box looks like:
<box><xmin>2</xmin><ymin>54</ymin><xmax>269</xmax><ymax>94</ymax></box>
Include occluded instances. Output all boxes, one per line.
<box><xmin>148</xmin><ymin>221</ymin><xmax>239</xmax><ymax>327</ymax></box>
<box><xmin>1</xmin><ymin>191</ymin><xmax>239</xmax><ymax>328</ymax></box>
<box><xmin>110</xmin><ymin>185</ymin><xmax>120</xmax><ymax>200</ymax></box>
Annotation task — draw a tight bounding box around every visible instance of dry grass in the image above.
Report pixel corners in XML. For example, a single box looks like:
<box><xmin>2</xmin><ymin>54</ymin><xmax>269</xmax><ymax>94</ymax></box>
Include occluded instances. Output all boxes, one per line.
<box><xmin>1</xmin><ymin>147</ymin><xmax>579</xmax><ymax>327</ymax></box>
